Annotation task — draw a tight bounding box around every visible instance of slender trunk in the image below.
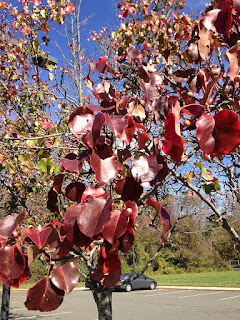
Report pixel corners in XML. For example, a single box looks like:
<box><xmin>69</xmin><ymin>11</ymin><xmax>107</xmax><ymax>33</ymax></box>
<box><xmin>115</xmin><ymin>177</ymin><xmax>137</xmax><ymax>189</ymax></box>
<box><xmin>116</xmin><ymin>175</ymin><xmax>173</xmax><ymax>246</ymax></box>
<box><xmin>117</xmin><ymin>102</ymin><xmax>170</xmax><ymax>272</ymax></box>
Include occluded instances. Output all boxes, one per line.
<box><xmin>1</xmin><ymin>284</ymin><xmax>10</xmax><ymax>320</ymax></box>
<box><xmin>92</xmin><ymin>286</ymin><xmax>112</xmax><ymax>320</ymax></box>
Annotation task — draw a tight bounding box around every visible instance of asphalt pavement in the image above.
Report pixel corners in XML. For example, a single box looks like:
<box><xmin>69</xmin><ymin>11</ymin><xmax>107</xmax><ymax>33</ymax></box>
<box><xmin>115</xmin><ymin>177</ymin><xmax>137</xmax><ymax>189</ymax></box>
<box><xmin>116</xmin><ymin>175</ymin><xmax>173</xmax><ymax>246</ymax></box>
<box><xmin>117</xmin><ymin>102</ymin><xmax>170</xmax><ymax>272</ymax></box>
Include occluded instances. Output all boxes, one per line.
<box><xmin>3</xmin><ymin>287</ymin><xmax>240</xmax><ymax>320</ymax></box>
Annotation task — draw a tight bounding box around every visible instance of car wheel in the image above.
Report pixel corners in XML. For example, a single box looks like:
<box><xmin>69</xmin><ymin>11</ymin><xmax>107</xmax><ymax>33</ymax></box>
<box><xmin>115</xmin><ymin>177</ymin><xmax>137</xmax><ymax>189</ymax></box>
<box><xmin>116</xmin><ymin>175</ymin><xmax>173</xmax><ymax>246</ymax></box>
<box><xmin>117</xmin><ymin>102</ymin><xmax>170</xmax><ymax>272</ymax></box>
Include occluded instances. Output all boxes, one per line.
<box><xmin>149</xmin><ymin>282</ymin><xmax>156</xmax><ymax>290</ymax></box>
<box><xmin>125</xmin><ymin>284</ymin><xmax>132</xmax><ymax>292</ymax></box>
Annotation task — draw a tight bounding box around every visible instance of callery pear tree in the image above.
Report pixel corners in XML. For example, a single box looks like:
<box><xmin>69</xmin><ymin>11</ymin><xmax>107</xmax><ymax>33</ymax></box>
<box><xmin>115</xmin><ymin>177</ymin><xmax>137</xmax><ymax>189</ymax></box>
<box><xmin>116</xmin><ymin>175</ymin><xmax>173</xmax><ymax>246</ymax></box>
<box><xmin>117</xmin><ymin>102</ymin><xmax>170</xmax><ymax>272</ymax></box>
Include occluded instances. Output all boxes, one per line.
<box><xmin>1</xmin><ymin>0</ymin><xmax>240</xmax><ymax>320</ymax></box>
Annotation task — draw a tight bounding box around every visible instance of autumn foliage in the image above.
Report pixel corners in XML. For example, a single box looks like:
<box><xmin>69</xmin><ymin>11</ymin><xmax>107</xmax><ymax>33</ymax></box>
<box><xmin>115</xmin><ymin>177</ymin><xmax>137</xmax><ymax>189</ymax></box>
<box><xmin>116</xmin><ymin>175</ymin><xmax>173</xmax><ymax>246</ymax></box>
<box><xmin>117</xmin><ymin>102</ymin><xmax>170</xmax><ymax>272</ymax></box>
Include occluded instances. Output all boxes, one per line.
<box><xmin>1</xmin><ymin>0</ymin><xmax>240</xmax><ymax>316</ymax></box>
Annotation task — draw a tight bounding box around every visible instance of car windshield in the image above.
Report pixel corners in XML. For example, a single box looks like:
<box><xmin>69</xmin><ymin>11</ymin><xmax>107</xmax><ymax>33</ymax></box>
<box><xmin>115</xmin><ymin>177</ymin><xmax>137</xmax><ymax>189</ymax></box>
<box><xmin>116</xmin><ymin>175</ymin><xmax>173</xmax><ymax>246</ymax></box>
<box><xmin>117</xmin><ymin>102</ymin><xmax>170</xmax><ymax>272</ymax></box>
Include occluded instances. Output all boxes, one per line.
<box><xmin>120</xmin><ymin>273</ymin><xmax>133</xmax><ymax>280</ymax></box>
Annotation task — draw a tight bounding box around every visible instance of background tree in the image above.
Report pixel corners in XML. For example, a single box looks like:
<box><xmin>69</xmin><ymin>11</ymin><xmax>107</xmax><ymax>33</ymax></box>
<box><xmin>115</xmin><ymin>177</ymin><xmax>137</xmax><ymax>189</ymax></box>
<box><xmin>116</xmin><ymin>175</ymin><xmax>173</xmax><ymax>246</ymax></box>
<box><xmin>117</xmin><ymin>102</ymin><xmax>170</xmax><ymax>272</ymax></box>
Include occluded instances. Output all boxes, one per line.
<box><xmin>1</xmin><ymin>1</ymin><xmax>240</xmax><ymax>320</ymax></box>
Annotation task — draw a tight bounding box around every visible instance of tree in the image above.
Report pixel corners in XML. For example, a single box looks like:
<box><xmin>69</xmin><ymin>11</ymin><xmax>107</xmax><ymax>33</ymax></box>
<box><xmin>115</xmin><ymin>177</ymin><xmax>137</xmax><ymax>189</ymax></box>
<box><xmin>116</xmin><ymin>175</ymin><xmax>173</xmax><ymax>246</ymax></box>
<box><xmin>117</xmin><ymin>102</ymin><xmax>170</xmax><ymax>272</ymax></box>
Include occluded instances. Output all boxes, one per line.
<box><xmin>1</xmin><ymin>0</ymin><xmax>240</xmax><ymax>320</ymax></box>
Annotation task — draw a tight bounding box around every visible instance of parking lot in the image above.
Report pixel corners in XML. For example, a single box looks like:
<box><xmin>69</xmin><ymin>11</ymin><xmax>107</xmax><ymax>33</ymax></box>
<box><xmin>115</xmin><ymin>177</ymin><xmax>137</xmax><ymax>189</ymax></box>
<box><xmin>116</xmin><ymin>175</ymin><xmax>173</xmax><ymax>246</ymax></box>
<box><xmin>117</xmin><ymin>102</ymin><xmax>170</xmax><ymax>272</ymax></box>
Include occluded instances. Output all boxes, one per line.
<box><xmin>4</xmin><ymin>287</ymin><xmax>240</xmax><ymax>320</ymax></box>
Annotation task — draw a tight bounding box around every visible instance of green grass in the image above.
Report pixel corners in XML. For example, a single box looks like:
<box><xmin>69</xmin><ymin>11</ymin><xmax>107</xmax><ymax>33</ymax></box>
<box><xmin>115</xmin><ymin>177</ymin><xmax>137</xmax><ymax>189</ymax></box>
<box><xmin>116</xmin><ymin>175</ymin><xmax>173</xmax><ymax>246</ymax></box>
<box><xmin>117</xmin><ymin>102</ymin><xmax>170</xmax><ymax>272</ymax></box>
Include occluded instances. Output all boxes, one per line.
<box><xmin>148</xmin><ymin>271</ymin><xmax>240</xmax><ymax>288</ymax></box>
<box><xmin>1</xmin><ymin>271</ymin><xmax>239</xmax><ymax>290</ymax></box>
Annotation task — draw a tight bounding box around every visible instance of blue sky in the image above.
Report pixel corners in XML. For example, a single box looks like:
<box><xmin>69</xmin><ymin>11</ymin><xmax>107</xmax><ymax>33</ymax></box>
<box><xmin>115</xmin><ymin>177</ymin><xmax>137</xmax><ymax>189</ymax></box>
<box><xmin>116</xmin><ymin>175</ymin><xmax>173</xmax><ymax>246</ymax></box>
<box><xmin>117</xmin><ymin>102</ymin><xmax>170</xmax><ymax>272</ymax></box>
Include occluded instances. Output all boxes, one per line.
<box><xmin>79</xmin><ymin>0</ymin><xmax>207</xmax><ymax>36</ymax></box>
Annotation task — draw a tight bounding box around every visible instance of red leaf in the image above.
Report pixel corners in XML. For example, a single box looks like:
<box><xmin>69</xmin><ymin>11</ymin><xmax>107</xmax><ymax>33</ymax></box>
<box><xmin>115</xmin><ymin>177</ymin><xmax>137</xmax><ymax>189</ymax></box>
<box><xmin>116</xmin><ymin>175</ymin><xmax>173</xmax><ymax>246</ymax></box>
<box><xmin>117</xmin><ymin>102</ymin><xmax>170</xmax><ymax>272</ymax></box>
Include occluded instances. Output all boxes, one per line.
<box><xmin>60</xmin><ymin>152</ymin><xmax>88</xmax><ymax>175</ymax></box>
<box><xmin>69</xmin><ymin>107</ymin><xmax>94</xmax><ymax>136</ymax></box>
<box><xmin>64</xmin><ymin>204</ymin><xmax>92</xmax><ymax>249</ymax></box>
<box><xmin>90</xmin><ymin>150</ymin><xmax>119</xmax><ymax>185</ymax></box>
<box><xmin>77</xmin><ymin>198</ymin><xmax>113</xmax><ymax>237</ymax></box>
<box><xmin>106</xmin><ymin>115</ymin><xmax>128</xmax><ymax>137</ymax></box>
<box><xmin>53</xmin><ymin>174</ymin><xmax>64</xmax><ymax>194</ymax></box>
<box><xmin>81</xmin><ymin>186</ymin><xmax>109</xmax><ymax>202</ymax></box>
<box><xmin>0</xmin><ymin>245</ymin><xmax>25</xmax><ymax>280</ymax></box>
<box><xmin>96</xmin><ymin>57</ymin><xmax>108</xmax><ymax>73</ymax></box>
<box><xmin>213</xmin><ymin>110</ymin><xmax>240</xmax><ymax>157</ymax></box>
<box><xmin>0</xmin><ymin>257</ymin><xmax>30</xmax><ymax>288</ymax></box>
<box><xmin>131</xmin><ymin>154</ymin><xmax>168</xmax><ymax>188</ymax></box>
<box><xmin>25</xmin><ymin>278</ymin><xmax>64</xmax><ymax>312</ymax></box>
<box><xmin>115</xmin><ymin>176</ymin><xmax>143</xmax><ymax>202</ymax></box>
<box><xmin>47</xmin><ymin>187</ymin><xmax>59</xmax><ymax>214</ymax></box>
<box><xmin>65</xmin><ymin>182</ymin><xmax>86</xmax><ymax>202</ymax></box>
<box><xmin>182</xmin><ymin>104</ymin><xmax>204</xmax><ymax>116</ymax></box>
<box><xmin>196</xmin><ymin>110</ymin><xmax>240</xmax><ymax>157</ymax></box>
<box><xmin>119</xmin><ymin>116</ymin><xmax>136</xmax><ymax>145</ymax></box>
<box><xmin>65</xmin><ymin>3</ymin><xmax>75</xmax><ymax>14</ymax></box>
<box><xmin>226</xmin><ymin>44</ymin><xmax>240</xmax><ymax>80</ymax></box>
<box><xmin>162</xmin><ymin>112</ymin><xmax>184</xmax><ymax>162</ymax></box>
<box><xmin>27</xmin><ymin>227</ymin><xmax>52</xmax><ymax>249</ymax></box>
<box><xmin>51</xmin><ymin>262</ymin><xmax>80</xmax><ymax>294</ymax></box>
<box><xmin>116</xmin><ymin>229</ymin><xmax>135</xmax><ymax>253</ymax></box>
<box><xmin>33</xmin><ymin>0</ymin><xmax>41</xmax><ymax>5</ymax></box>
<box><xmin>146</xmin><ymin>196</ymin><xmax>171</xmax><ymax>243</ymax></box>
<box><xmin>127</xmin><ymin>47</ymin><xmax>144</xmax><ymax>64</ymax></box>
<box><xmin>85</xmin><ymin>112</ymin><xmax>106</xmax><ymax>149</ymax></box>
<box><xmin>0</xmin><ymin>213</ymin><xmax>18</xmax><ymax>237</ymax></box>
<box><xmin>202</xmin><ymin>2</ymin><xmax>232</xmax><ymax>38</ymax></box>
<box><xmin>138</xmin><ymin>131</ymin><xmax>149</xmax><ymax>150</ymax></box>
<box><xmin>92</xmin><ymin>247</ymin><xmax>121</xmax><ymax>287</ymax></box>
<box><xmin>102</xmin><ymin>210</ymin><xmax>129</xmax><ymax>245</ymax></box>
<box><xmin>196</xmin><ymin>114</ymin><xmax>215</xmax><ymax>155</ymax></box>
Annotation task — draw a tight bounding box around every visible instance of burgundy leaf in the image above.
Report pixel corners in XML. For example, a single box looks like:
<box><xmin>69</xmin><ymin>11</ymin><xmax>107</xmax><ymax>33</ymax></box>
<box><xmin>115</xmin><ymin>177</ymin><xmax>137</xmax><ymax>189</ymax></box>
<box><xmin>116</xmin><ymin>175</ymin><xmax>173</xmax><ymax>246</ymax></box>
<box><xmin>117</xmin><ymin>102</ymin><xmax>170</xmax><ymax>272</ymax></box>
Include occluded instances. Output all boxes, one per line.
<box><xmin>182</xmin><ymin>104</ymin><xmax>204</xmax><ymax>117</ymax></box>
<box><xmin>196</xmin><ymin>110</ymin><xmax>240</xmax><ymax>157</ymax></box>
<box><xmin>53</xmin><ymin>174</ymin><xmax>64</xmax><ymax>194</ymax></box>
<box><xmin>115</xmin><ymin>176</ymin><xmax>143</xmax><ymax>202</ymax></box>
<box><xmin>81</xmin><ymin>186</ymin><xmax>109</xmax><ymax>202</ymax></box>
<box><xmin>102</xmin><ymin>210</ymin><xmax>129</xmax><ymax>245</ymax></box>
<box><xmin>68</xmin><ymin>106</ymin><xmax>94</xmax><ymax>136</ymax></box>
<box><xmin>65</xmin><ymin>182</ymin><xmax>86</xmax><ymax>202</ymax></box>
<box><xmin>60</xmin><ymin>152</ymin><xmax>89</xmax><ymax>175</ymax></box>
<box><xmin>162</xmin><ymin>112</ymin><xmax>184</xmax><ymax>162</ymax></box>
<box><xmin>27</xmin><ymin>227</ymin><xmax>52</xmax><ymax>249</ymax></box>
<box><xmin>125</xmin><ymin>201</ymin><xmax>138</xmax><ymax>231</ymax></box>
<box><xmin>0</xmin><ymin>213</ymin><xmax>18</xmax><ymax>237</ymax></box>
<box><xmin>96</xmin><ymin>56</ymin><xmax>108</xmax><ymax>73</ymax></box>
<box><xmin>119</xmin><ymin>116</ymin><xmax>136</xmax><ymax>145</ymax></box>
<box><xmin>131</xmin><ymin>154</ymin><xmax>168</xmax><ymax>188</ymax></box>
<box><xmin>25</xmin><ymin>278</ymin><xmax>64</xmax><ymax>312</ymax></box>
<box><xmin>196</xmin><ymin>114</ymin><xmax>215</xmax><ymax>155</ymax></box>
<box><xmin>90</xmin><ymin>150</ymin><xmax>119</xmax><ymax>185</ymax></box>
<box><xmin>47</xmin><ymin>187</ymin><xmax>59</xmax><ymax>214</ymax></box>
<box><xmin>213</xmin><ymin>110</ymin><xmax>240</xmax><ymax>157</ymax></box>
<box><xmin>92</xmin><ymin>246</ymin><xmax>121</xmax><ymax>287</ymax></box>
<box><xmin>202</xmin><ymin>5</ymin><xmax>232</xmax><ymax>37</ymax></box>
<box><xmin>85</xmin><ymin>112</ymin><xmax>106</xmax><ymax>149</ymax></box>
<box><xmin>77</xmin><ymin>198</ymin><xmax>113</xmax><ymax>237</ymax></box>
<box><xmin>51</xmin><ymin>262</ymin><xmax>80</xmax><ymax>294</ymax></box>
<box><xmin>116</xmin><ymin>229</ymin><xmax>135</xmax><ymax>253</ymax></box>
<box><xmin>0</xmin><ymin>256</ymin><xmax>30</xmax><ymax>288</ymax></box>
<box><xmin>146</xmin><ymin>196</ymin><xmax>171</xmax><ymax>243</ymax></box>
<box><xmin>0</xmin><ymin>245</ymin><xmax>25</xmax><ymax>280</ymax></box>
<box><xmin>138</xmin><ymin>131</ymin><xmax>149</xmax><ymax>150</ymax></box>
<box><xmin>64</xmin><ymin>204</ymin><xmax>92</xmax><ymax>249</ymax></box>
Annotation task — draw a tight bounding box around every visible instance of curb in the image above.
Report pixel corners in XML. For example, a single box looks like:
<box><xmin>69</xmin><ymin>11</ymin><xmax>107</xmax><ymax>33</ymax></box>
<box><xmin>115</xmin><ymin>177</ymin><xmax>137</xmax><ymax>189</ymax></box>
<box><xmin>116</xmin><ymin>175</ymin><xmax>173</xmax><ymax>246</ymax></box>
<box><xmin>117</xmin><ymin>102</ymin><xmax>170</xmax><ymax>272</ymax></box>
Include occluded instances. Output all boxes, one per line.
<box><xmin>156</xmin><ymin>286</ymin><xmax>240</xmax><ymax>291</ymax></box>
<box><xmin>3</xmin><ymin>286</ymin><xmax>240</xmax><ymax>293</ymax></box>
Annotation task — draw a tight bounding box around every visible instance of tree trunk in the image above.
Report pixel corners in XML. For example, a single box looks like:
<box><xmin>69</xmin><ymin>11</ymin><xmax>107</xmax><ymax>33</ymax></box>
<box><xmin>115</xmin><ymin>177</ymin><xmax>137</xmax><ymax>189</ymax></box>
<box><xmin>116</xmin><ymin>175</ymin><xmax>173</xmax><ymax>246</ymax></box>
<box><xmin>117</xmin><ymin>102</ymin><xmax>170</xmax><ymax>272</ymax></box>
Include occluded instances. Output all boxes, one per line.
<box><xmin>92</xmin><ymin>286</ymin><xmax>112</xmax><ymax>320</ymax></box>
<box><xmin>1</xmin><ymin>284</ymin><xmax>10</xmax><ymax>320</ymax></box>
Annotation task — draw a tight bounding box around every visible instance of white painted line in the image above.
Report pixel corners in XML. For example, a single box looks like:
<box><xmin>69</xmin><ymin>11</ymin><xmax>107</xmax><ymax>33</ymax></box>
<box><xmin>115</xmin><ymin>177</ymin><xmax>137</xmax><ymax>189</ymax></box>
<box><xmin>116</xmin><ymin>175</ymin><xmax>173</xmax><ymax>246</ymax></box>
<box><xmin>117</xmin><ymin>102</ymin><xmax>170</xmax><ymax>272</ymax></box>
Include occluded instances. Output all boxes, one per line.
<box><xmin>146</xmin><ymin>290</ymin><xmax>190</xmax><ymax>297</ymax></box>
<box><xmin>178</xmin><ymin>291</ymin><xmax>225</xmax><ymax>299</ymax></box>
<box><xmin>11</xmin><ymin>308</ymin><xmax>28</xmax><ymax>312</ymax></box>
<box><xmin>218</xmin><ymin>295</ymin><xmax>240</xmax><ymax>301</ymax></box>
<box><xmin>14</xmin><ymin>311</ymin><xmax>72</xmax><ymax>319</ymax></box>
